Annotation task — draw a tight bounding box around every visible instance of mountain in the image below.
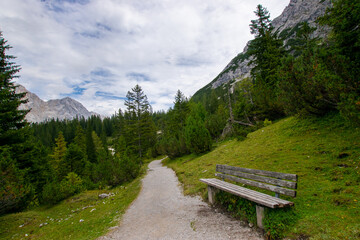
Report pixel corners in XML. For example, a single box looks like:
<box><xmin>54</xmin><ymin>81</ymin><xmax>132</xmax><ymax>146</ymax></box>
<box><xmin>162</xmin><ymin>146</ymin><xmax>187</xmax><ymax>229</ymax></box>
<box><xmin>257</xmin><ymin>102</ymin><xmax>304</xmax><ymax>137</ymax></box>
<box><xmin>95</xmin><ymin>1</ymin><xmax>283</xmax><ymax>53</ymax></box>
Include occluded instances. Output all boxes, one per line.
<box><xmin>192</xmin><ymin>0</ymin><xmax>332</xmax><ymax>100</ymax></box>
<box><xmin>16</xmin><ymin>84</ymin><xmax>98</xmax><ymax>123</ymax></box>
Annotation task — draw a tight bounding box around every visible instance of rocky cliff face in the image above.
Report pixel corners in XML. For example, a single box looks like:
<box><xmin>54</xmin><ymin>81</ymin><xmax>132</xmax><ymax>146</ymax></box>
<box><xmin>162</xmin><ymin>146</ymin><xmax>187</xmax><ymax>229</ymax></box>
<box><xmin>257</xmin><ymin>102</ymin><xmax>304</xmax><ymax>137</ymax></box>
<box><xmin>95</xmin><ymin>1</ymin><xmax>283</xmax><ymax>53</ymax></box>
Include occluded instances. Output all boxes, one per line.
<box><xmin>16</xmin><ymin>84</ymin><xmax>97</xmax><ymax>123</ymax></box>
<box><xmin>196</xmin><ymin>0</ymin><xmax>331</xmax><ymax>92</ymax></box>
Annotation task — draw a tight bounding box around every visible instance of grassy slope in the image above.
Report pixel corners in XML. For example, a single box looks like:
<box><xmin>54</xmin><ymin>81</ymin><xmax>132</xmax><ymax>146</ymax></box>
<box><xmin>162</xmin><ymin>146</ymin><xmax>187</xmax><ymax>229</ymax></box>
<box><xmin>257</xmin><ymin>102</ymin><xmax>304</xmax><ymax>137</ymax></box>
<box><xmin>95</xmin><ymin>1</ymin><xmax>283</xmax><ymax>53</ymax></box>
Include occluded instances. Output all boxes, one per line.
<box><xmin>0</xmin><ymin>173</ymin><xmax>143</xmax><ymax>240</ymax></box>
<box><xmin>164</xmin><ymin>113</ymin><xmax>360</xmax><ymax>239</ymax></box>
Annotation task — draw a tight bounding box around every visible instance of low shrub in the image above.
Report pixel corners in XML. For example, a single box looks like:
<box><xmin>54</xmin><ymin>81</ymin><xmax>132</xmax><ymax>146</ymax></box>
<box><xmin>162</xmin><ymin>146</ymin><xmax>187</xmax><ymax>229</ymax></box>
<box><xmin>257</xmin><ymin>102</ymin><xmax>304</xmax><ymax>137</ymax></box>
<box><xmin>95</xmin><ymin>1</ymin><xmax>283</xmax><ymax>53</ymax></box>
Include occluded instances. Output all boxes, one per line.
<box><xmin>41</xmin><ymin>172</ymin><xmax>84</xmax><ymax>204</ymax></box>
<box><xmin>215</xmin><ymin>191</ymin><xmax>298</xmax><ymax>239</ymax></box>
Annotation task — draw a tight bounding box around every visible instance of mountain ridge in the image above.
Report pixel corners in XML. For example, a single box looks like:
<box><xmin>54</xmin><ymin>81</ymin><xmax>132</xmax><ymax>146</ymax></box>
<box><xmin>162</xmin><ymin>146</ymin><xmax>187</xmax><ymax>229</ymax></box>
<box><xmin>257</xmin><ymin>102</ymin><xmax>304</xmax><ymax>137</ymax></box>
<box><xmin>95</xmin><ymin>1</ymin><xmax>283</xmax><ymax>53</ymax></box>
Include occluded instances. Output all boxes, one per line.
<box><xmin>16</xmin><ymin>84</ymin><xmax>98</xmax><ymax>123</ymax></box>
<box><xmin>193</xmin><ymin>0</ymin><xmax>331</xmax><ymax>99</ymax></box>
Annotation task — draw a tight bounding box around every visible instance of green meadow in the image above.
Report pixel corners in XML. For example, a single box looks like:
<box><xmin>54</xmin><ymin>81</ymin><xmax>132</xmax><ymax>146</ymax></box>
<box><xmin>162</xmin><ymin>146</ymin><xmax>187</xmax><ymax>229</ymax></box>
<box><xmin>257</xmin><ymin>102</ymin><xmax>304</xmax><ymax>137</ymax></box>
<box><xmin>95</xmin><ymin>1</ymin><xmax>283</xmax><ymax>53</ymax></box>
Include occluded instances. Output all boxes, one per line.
<box><xmin>0</xmin><ymin>173</ymin><xmax>142</xmax><ymax>240</ymax></box>
<box><xmin>164</xmin><ymin>113</ymin><xmax>360</xmax><ymax>239</ymax></box>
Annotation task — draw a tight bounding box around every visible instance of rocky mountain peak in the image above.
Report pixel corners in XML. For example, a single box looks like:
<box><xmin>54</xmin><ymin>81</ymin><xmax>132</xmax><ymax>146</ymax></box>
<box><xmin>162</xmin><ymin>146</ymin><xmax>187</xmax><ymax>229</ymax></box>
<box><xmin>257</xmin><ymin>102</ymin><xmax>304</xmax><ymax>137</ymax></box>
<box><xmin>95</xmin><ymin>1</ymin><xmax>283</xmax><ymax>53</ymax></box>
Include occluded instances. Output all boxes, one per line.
<box><xmin>194</xmin><ymin>0</ymin><xmax>331</xmax><ymax>93</ymax></box>
<box><xmin>16</xmin><ymin>84</ymin><xmax>98</xmax><ymax>123</ymax></box>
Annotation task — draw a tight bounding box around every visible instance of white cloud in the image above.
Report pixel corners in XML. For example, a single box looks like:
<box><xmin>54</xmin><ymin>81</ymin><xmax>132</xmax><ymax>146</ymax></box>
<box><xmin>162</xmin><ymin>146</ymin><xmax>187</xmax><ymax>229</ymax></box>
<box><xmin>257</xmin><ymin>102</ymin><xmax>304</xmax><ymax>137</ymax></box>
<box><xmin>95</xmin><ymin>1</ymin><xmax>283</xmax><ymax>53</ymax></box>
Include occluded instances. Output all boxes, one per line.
<box><xmin>0</xmin><ymin>0</ymin><xmax>289</xmax><ymax>115</ymax></box>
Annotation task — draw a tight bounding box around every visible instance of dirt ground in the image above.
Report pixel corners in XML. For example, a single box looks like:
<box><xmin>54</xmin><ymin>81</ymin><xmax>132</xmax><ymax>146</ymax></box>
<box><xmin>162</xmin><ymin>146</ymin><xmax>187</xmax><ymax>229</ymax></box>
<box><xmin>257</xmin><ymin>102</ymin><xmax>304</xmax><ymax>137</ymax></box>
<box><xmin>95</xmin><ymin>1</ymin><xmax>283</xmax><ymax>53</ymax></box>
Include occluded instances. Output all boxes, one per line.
<box><xmin>98</xmin><ymin>159</ymin><xmax>263</xmax><ymax>240</ymax></box>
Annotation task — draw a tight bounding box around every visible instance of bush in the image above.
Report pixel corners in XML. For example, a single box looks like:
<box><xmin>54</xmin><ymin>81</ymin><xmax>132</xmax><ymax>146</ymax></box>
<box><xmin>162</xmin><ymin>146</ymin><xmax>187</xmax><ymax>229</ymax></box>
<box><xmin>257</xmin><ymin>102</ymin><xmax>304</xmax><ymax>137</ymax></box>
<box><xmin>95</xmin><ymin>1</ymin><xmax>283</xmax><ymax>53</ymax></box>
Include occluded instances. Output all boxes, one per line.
<box><xmin>215</xmin><ymin>191</ymin><xmax>298</xmax><ymax>239</ymax></box>
<box><xmin>41</xmin><ymin>181</ymin><xmax>63</xmax><ymax>204</ymax></box>
<box><xmin>263</xmin><ymin>118</ymin><xmax>272</xmax><ymax>127</ymax></box>
<box><xmin>184</xmin><ymin>116</ymin><xmax>212</xmax><ymax>154</ymax></box>
<box><xmin>0</xmin><ymin>147</ymin><xmax>34</xmax><ymax>214</ymax></box>
<box><xmin>41</xmin><ymin>172</ymin><xmax>84</xmax><ymax>204</ymax></box>
<box><xmin>158</xmin><ymin>135</ymin><xmax>188</xmax><ymax>159</ymax></box>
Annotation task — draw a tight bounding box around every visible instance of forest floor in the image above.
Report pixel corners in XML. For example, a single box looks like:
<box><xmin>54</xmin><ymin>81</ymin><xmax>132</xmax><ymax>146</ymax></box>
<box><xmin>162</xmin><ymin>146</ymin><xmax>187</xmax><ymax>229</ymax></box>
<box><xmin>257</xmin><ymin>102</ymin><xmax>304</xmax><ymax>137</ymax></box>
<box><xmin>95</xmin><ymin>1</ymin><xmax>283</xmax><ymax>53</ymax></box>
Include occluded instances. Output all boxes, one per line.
<box><xmin>98</xmin><ymin>159</ymin><xmax>262</xmax><ymax>240</ymax></box>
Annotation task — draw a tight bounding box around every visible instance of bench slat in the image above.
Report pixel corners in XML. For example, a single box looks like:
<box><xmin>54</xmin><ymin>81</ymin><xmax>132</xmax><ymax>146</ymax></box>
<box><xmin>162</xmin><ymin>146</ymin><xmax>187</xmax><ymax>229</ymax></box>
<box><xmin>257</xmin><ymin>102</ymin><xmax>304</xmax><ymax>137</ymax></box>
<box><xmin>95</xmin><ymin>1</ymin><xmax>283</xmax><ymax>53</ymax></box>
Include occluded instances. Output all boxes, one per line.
<box><xmin>216</xmin><ymin>167</ymin><xmax>297</xmax><ymax>189</ymax></box>
<box><xmin>215</xmin><ymin>173</ymin><xmax>297</xmax><ymax>197</ymax></box>
<box><xmin>217</xmin><ymin>165</ymin><xmax>298</xmax><ymax>181</ymax></box>
<box><xmin>201</xmin><ymin>178</ymin><xmax>280</xmax><ymax>208</ymax></box>
<box><xmin>200</xmin><ymin>178</ymin><xmax>294</xmax><ymax>208</ymax></box>
<box><xmin>212</xmin><ymin>179</ymin><xmax>292</xmax><ymax>206</ymax></box>
<box><xmin>204</xmin><ymin>178</ymin><xmax>291</xmax><ymax>206</ymax></box>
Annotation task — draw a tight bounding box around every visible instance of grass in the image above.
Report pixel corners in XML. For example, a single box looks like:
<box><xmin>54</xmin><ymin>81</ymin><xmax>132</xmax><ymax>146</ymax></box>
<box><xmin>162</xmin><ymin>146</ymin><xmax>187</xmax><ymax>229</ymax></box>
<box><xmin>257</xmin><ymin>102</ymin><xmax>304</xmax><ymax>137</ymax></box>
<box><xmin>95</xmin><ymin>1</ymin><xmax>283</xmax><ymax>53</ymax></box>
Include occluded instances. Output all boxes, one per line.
<box><xmin>164</xmin><ymin>113</ymin><xmax>360</xmax><ymax>239</ymax></box>
<box><xmin>0</xmin><ymin>170</ymin><xmax>144</xmax><ymax>239</ymax></box>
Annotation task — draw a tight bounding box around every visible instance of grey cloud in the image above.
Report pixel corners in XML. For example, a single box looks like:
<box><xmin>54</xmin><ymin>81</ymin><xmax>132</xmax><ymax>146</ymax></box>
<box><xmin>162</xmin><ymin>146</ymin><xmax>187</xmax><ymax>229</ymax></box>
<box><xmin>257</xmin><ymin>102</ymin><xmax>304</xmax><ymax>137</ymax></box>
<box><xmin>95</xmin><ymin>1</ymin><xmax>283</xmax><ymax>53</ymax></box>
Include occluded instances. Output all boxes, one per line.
<box><xmin>0</xmin><ymin>0</ymin><xmax>289</xmax><ymax>115</ymax></box>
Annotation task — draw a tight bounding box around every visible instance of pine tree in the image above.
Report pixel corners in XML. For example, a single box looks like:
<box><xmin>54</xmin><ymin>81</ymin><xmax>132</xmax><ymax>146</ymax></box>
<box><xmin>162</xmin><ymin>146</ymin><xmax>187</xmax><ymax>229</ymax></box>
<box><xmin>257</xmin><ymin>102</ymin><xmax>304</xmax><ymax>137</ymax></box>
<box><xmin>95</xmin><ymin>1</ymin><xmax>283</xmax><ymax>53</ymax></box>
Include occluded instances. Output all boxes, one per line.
<box><xmin>65</xmin><ymin>143</ymin><xmax>86</xmax><ymax>176</ymax></box>
<box><xmin>86</xmin><ymin>122</ymin><xmax>97</xmax><ymax>163</ymax></box>
<box><xmin>50</xmin><ymin>131</ymin><xmax>67</xmax><ymax>179</ymax></box>
<box><xmin>249</xmin><ymin>4</ymin><xmax>272</xmax><ymax>37</ymax></box>
<box><xmin>278</xmin><ymin>22</ymin><xmax>338</xmax><ymax>116</ymax></box>
<box><xmin>184</xmin><ymin>103</ymin><xmax>212</xmax><ymax>154</ymax></box>
<box><xmin>247</xmin><ymin>5</ymin><xmax>285</xmax><ymax>118</ymax></box>
<box><xmin>0</xmin><ymin>32</ymin><xmax>29</xmax><ymax>146</ymax></box>
<box><xmin>0</xmin><ymin>32</ymin><xmax>36</xmax><ymax>213</ymax></box>
<box><xmin>123</xmin><ymin>84</ymin><xmax>156</xmax><ymax>160</ymax></box>
<box><xmin>184</xmin><ymin>116</ymin><xmax>212</xmax><ymax>154</ymax></box>
<box><xmin>73</xmin><ymin>123</ymin><xmax>86</xmax><ymax>154</ymax></box>
<box><xmin>0</xmin><ymin>147</ymin><xmax>32</xmax><ymax>214</ymax></box>
<box><xmin>157</xmin><ymin>90</ymin><xmax>190</xmax><ymax>158</ymax></box>
<box><xmin>173</xmin><ymin>90</ymin><xmax>190</xmax><ymax>132</ymax></box>
<box><xmin>318</xmin><ymin>0</ymin><xmax>360</xmax><ymax>123</ymax></box>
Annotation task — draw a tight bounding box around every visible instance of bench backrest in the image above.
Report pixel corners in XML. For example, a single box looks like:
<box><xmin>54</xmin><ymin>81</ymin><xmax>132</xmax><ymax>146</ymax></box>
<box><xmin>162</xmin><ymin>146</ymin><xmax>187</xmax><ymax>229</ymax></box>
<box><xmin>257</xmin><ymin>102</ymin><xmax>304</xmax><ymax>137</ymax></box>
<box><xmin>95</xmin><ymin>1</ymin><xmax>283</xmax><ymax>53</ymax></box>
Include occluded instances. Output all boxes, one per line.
<box><xmin>215</xmin><ymin>164</ymin><xmax>298</xmax><ymax>197</ymax></box>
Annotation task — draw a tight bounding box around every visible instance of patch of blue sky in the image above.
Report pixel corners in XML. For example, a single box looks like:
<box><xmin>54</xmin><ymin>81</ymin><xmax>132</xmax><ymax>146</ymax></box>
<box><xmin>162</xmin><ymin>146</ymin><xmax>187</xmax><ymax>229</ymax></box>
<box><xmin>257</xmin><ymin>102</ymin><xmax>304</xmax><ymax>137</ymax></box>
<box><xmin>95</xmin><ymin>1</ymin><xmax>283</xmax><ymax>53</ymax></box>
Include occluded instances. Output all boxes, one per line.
<box><xmin>126</xmin><ymin>72</ymin><xmax>152</xmax><ymax>82</ymax></box>
<box><xmin>71</xmin><ymin>85</ymin><xmax>86</xmax><ymax>95</ymax></box>
<box><xmin>95</xmin><ymin>91</ymin><xmax>126</xmax><ymax>100</ymax></box>
<box><xmin>61</xmin><ymin>84</ymin><xmax>86</xmax><ymax>98</ymax></box>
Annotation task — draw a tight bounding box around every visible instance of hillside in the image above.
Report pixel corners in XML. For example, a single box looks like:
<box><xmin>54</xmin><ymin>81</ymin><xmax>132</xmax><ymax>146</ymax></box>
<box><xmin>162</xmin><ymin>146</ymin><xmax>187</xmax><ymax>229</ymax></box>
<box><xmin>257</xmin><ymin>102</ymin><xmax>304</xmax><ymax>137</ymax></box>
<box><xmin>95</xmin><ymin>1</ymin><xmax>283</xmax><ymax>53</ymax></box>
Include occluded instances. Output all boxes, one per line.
<box><xmin>192</xmin><ymin>0</ymin><xmax>331</xmax><ymax>103</ymax></box>
<box><xmin>164</xmin><ymin>113</ymin><xmax>360</xmax><ymax>239</ymax></box>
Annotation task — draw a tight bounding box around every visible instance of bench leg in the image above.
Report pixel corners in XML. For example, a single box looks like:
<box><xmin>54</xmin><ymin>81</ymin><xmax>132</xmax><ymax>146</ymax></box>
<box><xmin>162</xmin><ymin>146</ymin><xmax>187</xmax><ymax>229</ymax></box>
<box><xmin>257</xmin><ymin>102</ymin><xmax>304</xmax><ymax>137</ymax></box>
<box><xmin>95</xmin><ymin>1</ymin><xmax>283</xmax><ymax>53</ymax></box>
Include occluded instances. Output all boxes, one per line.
<box><xmin>256</xmin><ymin>205</ymin><xmax>265</xmax><ymax>229</ymax></box>
<box><xmin>207</xmin><ymin>186</ymin><xmax>217</xmax><ymax>205</ymax></box>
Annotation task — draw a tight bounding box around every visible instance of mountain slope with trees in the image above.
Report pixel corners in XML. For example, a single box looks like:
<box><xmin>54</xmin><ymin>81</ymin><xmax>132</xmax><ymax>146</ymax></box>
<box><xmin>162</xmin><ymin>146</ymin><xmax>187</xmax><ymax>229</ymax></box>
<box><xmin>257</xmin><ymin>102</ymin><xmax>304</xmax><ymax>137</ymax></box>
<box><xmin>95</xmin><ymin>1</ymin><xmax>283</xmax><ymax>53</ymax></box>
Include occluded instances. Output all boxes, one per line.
<box><xmin>192</xmin><ymin>0</ymin><xmax>332</xmax><ymax>114</ymax></box>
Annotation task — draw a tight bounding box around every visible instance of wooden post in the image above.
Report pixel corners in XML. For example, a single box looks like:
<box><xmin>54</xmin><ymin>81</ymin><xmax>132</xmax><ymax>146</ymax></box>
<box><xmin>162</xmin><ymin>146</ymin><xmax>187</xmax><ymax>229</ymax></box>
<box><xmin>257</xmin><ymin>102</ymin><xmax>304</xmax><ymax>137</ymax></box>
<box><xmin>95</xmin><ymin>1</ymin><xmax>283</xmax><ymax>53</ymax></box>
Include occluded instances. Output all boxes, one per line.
<box><xmin>256</xmin><ymin>205</ymin><xmax>265</xmax><ymax>229</ymax></box>
<box><xmin>207</xmin><ymin>186</ymin><xmax>217</xmax><ymax>205</ymax></box>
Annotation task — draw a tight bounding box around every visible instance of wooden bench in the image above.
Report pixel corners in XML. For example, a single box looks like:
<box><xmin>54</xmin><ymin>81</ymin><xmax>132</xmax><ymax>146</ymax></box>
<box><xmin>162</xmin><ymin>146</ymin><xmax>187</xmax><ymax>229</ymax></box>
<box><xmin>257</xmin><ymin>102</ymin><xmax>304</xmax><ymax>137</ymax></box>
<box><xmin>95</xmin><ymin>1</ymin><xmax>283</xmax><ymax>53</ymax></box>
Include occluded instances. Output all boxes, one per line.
<box><xmin>200</xmin><ymin>164</ymin><xmax>298</xmax><ymax>229</ymax></box>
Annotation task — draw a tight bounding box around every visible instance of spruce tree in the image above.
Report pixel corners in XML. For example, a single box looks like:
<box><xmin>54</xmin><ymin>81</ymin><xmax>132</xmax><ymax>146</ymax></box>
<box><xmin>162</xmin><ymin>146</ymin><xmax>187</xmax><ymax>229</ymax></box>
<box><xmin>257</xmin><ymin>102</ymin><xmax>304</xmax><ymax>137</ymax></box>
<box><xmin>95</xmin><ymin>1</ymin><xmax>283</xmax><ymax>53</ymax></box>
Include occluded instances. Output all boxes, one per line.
<box><xmin>65</xmin><ymin>143</ymin><xmax>86</xmax><ymax>176</ymax></box>
<box><xmin>247</xmin><ymin>5</ymin><xmax>285</xmax><ymax>118</ymax></box>
<box><xmin>157</xmin><ymin>90</ymin><xmax>190</xmax><ymax>158</ymax></box>
<box><xmin>73</xmin><ymin>123</ymin><xmax>87</xmax><ymax>154</ymax></box>
<box><xmin>184</xmin><ymin>103</ymin><xmax>212</xmax><ymax>154</ymax></box>
<box><xmin>0</xmin><ymin>31</ymin><xmax>29</xmax><ymax>146</ymax></box>
<box><xmin>50</xmin><ymin>131</ymin><xmax>67</xmax><ymax>179</ymax></box>
<box><xmin>0</xmin><ymin>32</ymin><xmax>35</xmax><ymax>213</ymax></box>
<box><xmin>319</xmin><ymin>0</ymin><xmax>360</xmax><ymax>123</ymax></box>
<box><xmin>86</xmin><ymin>122</ymin><xmax>97</xmax><ymax>163</ymax></box>
<box><xmin>124</xmin><ymin>84</ymin><xmax>156</xmax><ymax>160</ymax></box>
<box><xmin>0</xmin><ymin>147</ymin><xmax>31</xmax><ymax>214</ymax></box>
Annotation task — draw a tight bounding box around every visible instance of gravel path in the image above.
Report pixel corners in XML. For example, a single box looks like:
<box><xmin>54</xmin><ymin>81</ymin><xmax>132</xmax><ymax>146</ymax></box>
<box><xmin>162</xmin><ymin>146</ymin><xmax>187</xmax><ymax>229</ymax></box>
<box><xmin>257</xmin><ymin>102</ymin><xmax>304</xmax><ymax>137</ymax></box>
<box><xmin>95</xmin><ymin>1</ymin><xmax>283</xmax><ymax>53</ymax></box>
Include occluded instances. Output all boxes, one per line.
<box><xmin>99</xmin><ymin>159</ymin><xmax>262</xmax><ymax>240</ymax></box>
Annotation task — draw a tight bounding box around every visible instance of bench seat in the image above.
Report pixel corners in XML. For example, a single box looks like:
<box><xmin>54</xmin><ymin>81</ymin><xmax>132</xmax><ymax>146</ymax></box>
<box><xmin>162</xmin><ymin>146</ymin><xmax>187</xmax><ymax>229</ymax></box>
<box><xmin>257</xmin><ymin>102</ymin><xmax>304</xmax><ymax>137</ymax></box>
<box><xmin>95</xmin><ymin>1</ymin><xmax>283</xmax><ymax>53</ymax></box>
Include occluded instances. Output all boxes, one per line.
<box><xmin>200</xmin><ymin>178</ymin><xmax>294</xmax><ymax>208</ymax></box>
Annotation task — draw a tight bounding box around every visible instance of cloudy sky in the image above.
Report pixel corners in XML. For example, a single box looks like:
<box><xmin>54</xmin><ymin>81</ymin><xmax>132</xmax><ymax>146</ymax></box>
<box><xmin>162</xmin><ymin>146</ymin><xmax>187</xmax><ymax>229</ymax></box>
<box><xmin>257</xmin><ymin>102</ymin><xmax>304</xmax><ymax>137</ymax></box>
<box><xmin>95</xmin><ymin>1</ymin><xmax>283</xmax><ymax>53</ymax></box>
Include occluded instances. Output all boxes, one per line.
<box><xmin>0</xmin><ymin>0</ymin><xmax>289</xmax><ymax>116</ymax></box>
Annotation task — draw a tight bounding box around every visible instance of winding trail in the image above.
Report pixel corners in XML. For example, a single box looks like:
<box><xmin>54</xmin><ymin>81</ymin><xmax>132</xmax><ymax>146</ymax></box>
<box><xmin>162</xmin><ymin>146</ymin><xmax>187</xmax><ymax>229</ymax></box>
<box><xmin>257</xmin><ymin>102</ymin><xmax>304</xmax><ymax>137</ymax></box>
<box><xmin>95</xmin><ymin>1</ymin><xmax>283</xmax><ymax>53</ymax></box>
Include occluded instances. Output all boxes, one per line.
<box><xmin>99</xmin><ymin>159</ymin><xmax>262</xmax><ymax>240</ymax></box>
